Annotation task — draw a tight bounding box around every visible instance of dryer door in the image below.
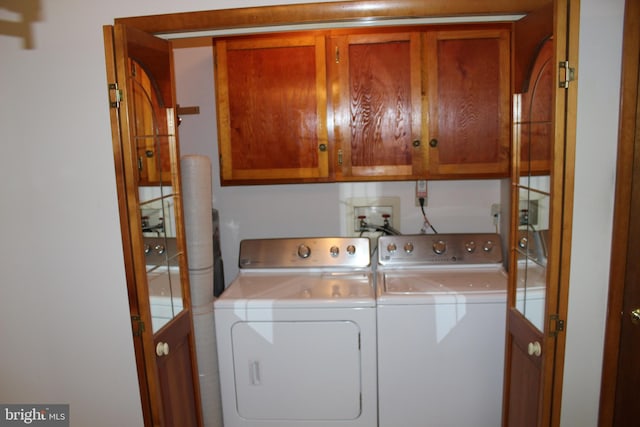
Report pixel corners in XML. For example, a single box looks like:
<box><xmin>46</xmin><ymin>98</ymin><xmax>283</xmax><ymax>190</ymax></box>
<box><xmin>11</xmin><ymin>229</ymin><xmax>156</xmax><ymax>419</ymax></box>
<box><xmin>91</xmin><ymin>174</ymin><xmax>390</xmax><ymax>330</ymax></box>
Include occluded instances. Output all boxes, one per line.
<box><xmin>231</xmin><ymin>321</ymin><xmax>362</xmax><ymax>420</ymax></box>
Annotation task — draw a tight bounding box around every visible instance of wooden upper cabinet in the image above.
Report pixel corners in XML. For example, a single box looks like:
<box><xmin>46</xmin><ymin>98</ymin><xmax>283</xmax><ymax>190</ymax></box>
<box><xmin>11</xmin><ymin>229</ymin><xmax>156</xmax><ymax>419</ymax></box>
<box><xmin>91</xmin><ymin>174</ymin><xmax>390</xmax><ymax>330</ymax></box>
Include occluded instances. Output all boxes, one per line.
<box><xmin>329</xmin><ymin>32</ymin><xmax>425</xmax><ymax>181</ymax></box>
<box><xmin>424</xmin><ymin>27</ymin><xmax>511</xmax><ymax>178</ymax></box>
<box><xmin>213</xmin><ymin>25</ymin><xmax>512</xmax><ymax>185</ymax></box>
<box><xmin>214</xmin><ymin>34</ymin><xmax>330</xmax><ymax>185</ymax></box>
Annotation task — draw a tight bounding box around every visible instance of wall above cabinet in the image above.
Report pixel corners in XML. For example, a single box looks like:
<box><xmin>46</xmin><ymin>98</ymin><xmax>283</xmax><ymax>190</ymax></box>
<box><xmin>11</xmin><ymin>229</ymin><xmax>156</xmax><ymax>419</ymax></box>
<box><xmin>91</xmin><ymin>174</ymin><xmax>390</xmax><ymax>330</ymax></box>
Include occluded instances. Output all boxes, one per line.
<box><xmin>213</xmin><ymin>24</ymin><xmax>511</xmax><ymax>186</ymax></box>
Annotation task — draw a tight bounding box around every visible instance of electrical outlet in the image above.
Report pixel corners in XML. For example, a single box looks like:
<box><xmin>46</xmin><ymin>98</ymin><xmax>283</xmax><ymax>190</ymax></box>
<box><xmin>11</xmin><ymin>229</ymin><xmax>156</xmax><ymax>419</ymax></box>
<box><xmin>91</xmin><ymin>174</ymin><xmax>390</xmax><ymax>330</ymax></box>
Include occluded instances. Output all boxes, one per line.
<box><xmin>518</xmin><ymin>199</ymin><xmax>539</xmax><ymax>226</ymax></box>
<box><xmin>491</xmin><ymin>203</ymin><xmax>501</xmax><ymax>225</ymax></box>
<box><xmin>415</xmin><ymin>180</ymin><xmax>428</xmax><ymax>207</ymax></box>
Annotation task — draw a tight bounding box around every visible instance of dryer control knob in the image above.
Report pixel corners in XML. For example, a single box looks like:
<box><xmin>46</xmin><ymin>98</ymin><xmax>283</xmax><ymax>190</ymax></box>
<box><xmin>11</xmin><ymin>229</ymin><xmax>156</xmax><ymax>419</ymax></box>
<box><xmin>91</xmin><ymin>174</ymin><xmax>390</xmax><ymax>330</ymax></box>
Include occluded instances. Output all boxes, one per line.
<box><xmin>329</xmin><ymin>246</ymin><xmax>340</xmax><ymax>257</ymax></box>
<box><xmin>297</xmin><ymin>244</ymin><xmax>311</xmax><ymax>259</ymax></box>
<box><xmin>346</xmin><ymin>245</ymin><xmax>356</xmax><ymax>256</ymax></box>
<box><xmin>404</xmin><ymin>242</ymin><xmax>414</xmax><ymax>254</ymax></box>
<box><xmin>433</xmin><ymin>240</ymin><xmax>447</xmax><ymax>255</ymax></box>
<box><xmin>387</xmin><ymin>243</ymin><xmax>397</xmax><ymax>253</ymax></box>
<box><xmin>483</xmin><ymin>240</ymin><xmax>495</xmax><ymax>252</ymax></box>
<box><xmin>465</xmin><ymin>241</ymin><xmax>477</xmax><ymax>253</ymax></box>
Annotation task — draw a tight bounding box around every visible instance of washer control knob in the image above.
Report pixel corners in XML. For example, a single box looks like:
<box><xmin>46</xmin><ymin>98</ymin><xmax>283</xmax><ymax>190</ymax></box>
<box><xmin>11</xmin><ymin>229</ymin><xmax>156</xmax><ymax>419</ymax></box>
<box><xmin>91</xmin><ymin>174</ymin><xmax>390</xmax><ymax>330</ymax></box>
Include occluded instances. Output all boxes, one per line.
<box><xmin>329</xmin><ymin>246</ymin><xmax>340</xmax><ymax>257</ymax></box>
<box><xmin>346</xmin><ymin>245</ymin><xmax>356</xmax><ymax>256</ymax></box>
<box><xmin>433</xmin><ymin>240</ymin><xmax>447</xmax><ymax>255</ymax></box>
<box><xmin>297</xmin><ymin>244</ymin><xmax>311</xmax><ymax>259</ymax></box>
<box><xmin>465</xmin><ymin>241</ymin><xmax>476</xmax><ymax>253</ymax></box>
<box><xmin>404</xmin><ymin>242</ymin><xmax>414</xmax><ymax>254</ymax></box>
<box><xmin>483</xmin><ymin>240</ymin><xmax>495</xmax><ymax>252</ymax></box>
<box><xmin>387</xmin><ymin>243</ymin><xmax>397</xmax><ymax>253</ymax></box>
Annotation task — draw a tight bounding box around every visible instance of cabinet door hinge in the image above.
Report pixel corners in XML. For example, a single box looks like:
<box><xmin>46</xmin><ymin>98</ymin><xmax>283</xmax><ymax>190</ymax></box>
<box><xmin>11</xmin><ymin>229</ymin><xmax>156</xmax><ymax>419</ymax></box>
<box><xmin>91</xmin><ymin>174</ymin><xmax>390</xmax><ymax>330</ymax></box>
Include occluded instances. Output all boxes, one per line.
<box><xmin>549</xmin><ymin>314</ymin><xmax>565</xmax><ymax>337</ymax></box>
<box><xmin>108</xmin><ymin>83</ymin><xmax>123</xmax><ymax>108</ymax></box>
<box><xmin>559</xmin><ymin>61</ymin><xmax>575</xmax><ymax>89</ymax></box>
<box><xmin>338</xmin><ymin>149</ymin><xmax>343</xmax><ymax>166</ymax></box>
<box><xmin>131</xmin><ymin>315</ymin><xmax>145</xmax><ymax>337</ymax></box>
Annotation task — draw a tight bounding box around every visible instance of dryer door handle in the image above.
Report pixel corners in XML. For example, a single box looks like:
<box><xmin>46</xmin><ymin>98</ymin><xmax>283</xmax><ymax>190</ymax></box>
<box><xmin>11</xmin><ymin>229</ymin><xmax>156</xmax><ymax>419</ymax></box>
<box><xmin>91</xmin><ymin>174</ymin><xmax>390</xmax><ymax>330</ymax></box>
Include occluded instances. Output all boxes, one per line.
<box><xmin>250</xmin><ymin>360</ymin><xmax>261</xmax><ymax>385</ymax></box>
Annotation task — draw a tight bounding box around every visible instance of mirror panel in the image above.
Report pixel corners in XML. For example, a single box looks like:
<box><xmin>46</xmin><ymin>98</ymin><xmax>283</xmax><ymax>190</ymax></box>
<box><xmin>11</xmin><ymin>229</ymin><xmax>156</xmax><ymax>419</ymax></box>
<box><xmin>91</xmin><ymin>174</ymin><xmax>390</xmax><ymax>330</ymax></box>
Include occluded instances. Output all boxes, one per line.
<box><xmin>515</xmin><ymin>185</ymin><xmax>549</xmax><ymax>330</ymax></box>
<box><xmin>514</xmin><ymin>37</ymin><xmax>553</xmax><ymax>331</ymax></box>
<box><xmin>130</xmin><ymin>59</ymin><xmax>185</xmax><ymax>332</ymax></box>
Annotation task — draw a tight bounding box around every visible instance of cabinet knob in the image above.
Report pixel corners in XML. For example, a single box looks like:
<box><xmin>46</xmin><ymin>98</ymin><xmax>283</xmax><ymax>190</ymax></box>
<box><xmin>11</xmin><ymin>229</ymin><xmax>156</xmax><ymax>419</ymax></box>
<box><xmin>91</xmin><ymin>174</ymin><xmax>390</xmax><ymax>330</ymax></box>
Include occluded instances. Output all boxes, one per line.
<box><xmin>318</xmin><ymin>143</ymin><xmax>327</xmax><ymax>152</ymax></box>
<box><xmin>631</xmin><ymin>308</ymin><xmax>640</xmax><ymax>325</ymax></box>
<box><xmin>156</xmin><ymin>342</ymin><xmax>170</xmax><ymax>357</ymax></box>
<box><xmin>412</xmin><ymin>139</ymin><xmax>421</xmax><ymax>148</ymax></box>
<box><xmin>429</xmin><ymin>138</ymin><xmax>439</xmax><ymax>148</ymax></box>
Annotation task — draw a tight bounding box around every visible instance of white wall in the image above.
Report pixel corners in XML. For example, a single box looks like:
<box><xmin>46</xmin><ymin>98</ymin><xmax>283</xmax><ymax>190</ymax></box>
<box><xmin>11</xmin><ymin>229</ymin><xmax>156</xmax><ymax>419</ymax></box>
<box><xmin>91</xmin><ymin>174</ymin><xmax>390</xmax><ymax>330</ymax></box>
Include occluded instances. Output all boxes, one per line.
<box><xmin>0</xmin><ymin>1</ymin><xmax>625</xmax><ymax>426</ymax></box>
<box><xmin>561</xmin><ymin>0</ymin><xmax>625</xmax><ymax>425</ymax></box>
<box><xmin>0</xmin><ymin>1</ymin><xmax>316</xmax><ymax>426</ymax></box>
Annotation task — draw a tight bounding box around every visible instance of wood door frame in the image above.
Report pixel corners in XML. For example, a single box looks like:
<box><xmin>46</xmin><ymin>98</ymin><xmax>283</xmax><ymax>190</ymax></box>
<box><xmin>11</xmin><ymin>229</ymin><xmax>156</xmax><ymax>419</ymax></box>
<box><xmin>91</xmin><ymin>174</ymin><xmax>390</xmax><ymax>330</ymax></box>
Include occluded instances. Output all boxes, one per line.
<box><xmin>114</xmin><ymin>0</ymin><xmax>551</xmax><ymax>34</ymax></box>
<box><xmin>109</xmin><ymin>1</ymin><xmax>575</xmax><ymax>425</ymax></box>
<box><xmin>115</xmin><ymin>1</ymin><xmax>554</xmax><ymax>95</ymax></box>
<box><xmin>599</xmin><ymin>0</ymin><xmax>640</xmax><ymax>424</ymax></box>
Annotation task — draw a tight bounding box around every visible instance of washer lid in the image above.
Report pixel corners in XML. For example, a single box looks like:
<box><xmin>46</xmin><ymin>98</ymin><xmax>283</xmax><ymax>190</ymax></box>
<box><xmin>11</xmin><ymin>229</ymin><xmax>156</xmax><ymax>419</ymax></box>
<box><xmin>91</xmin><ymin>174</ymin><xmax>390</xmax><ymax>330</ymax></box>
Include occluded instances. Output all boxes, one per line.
<box><xmin>378</xmin><ymin>267</ymin><xmax>507</xmax><ymax>304</ymax></box>
<box><xmin>215</xmin><ymin>271</ymin><xmax>375</xmax><ymax>308</ymax></box>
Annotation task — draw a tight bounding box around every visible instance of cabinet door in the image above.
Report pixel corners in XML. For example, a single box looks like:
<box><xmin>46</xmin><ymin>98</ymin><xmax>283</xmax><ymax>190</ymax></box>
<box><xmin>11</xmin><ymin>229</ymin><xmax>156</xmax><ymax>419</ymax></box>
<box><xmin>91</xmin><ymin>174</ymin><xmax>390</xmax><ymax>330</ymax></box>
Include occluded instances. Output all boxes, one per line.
<box><xmin>330</xmin><ymin>32</ymin><xmax>425</xmax><ymax>180</ymax></box>
<box><xmin>424</xmin><ymin>28</ymin><xmax>511</xmax><ymax>177</ymax></box>
<box><xmin>215</xmin><ymin>35</ymin><xmax>329</xmax><ymax>185</ymax></box>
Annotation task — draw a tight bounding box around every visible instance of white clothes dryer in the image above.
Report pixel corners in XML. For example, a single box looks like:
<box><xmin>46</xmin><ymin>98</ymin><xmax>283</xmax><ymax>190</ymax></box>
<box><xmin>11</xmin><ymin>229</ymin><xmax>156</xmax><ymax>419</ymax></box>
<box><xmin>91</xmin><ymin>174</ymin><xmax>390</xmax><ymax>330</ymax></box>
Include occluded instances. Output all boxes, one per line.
<box><xmin>376</xmin><ymin>233</ymin><xmax>508</xmax><ymax>427</ymax></box>
<box><xmin>215</xmin><ymin>237</ymin><xmax>377</xmax><ymax>427</ymax></box>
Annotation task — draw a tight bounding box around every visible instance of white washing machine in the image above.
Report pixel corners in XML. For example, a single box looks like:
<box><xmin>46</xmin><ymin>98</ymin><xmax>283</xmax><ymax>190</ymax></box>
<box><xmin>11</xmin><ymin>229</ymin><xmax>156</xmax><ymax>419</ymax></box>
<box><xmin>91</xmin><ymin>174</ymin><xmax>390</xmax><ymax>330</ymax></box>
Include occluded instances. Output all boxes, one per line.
<box><xmin>376</xmin><ymin>233</ymin><xmax>508</xmax><ymax>427</ymax></box>
<box><xmin>214</xmin><ymin>237</ymin><xmax>377</xmax><ymax>427</ymax></box>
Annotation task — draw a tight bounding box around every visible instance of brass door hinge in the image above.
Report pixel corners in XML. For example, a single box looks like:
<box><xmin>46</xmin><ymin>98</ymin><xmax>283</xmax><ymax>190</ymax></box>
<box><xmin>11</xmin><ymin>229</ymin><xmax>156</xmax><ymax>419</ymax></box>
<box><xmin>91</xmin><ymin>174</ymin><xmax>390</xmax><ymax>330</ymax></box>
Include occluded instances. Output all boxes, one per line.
<box><xmin>131</xmin><ymin>315</ymin><xmax>145</xmax><ymax>337</ymax></box>
<box><xmin>549</xmin><ymin>314</ymin><xmax>565</xmax><ymax>337</ymax></box>
<box><xmin>108</xmin><ymin>83</ymin><xmax>122</xmax><ymax>108</ymax></box>
<box><xmin>559</xmin><ymin>61</ymin><xmax>575</xmax><ymax>89</ymax></box>
<box><xmin>338</xmin><ymin>149</ymin><xmax>343</xmax><ymax>166</ymax></box>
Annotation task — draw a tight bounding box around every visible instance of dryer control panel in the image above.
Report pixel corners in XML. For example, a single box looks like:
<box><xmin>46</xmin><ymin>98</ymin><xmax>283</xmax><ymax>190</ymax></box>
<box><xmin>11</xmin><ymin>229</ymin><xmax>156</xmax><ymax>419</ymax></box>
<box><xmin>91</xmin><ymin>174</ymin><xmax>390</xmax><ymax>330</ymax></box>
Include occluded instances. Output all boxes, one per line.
<box><xmin>239</xmin><ymin>237</ymin><xmax>371</xmax><ymax>269</ymax></box>
<box><xmin>378</xmin><ymin>233</ymin><xmax>503</xmax><ymax>265</ymax></box>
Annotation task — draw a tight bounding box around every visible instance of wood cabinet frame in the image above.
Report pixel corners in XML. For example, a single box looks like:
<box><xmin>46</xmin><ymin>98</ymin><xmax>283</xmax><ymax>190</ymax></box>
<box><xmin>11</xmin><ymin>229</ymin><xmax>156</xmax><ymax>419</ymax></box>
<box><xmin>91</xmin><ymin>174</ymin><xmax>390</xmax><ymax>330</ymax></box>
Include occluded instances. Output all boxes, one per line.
<box><xmin>109</xmin><ymin>2</ymin><xmax>577</xmax><ymax>427</ymax></box>
<box><xmin>213</xmin><ymin>24</ymin><xmax>513</xmax><ymax>185</ymax></box>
